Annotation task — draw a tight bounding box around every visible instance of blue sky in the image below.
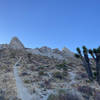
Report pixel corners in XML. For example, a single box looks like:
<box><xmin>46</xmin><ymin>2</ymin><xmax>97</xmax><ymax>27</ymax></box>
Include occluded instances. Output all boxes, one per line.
<box><xmin>0</xmin><ymin>0</ymin><xmax>100</xmax><ymax>52</ymax></box>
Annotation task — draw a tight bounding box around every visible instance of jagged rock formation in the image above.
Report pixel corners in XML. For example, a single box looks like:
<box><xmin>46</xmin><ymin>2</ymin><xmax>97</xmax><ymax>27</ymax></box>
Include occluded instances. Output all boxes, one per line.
<box><xmin>62</xmin><ymin>46</ymin><xmax>74</xmax><ymax>57</ymax></box>
<box><xmin>0</xmin><ymin>37</ymin><xmax>24</xmax><ymax>50</ymax></box>
<box><xmin>0</xmin><ymin>37</ymin><xmax>75</xmax><ymax>60</ymax></box>
<box><xmin>9</xmin><ymin>37</ymin><xmax>24</xmax><ymax>50</ymax></box>
<box><xmin>26</xmin><ymin>46</ymin><xmax>74</xmax><ymax>60</ymax></box>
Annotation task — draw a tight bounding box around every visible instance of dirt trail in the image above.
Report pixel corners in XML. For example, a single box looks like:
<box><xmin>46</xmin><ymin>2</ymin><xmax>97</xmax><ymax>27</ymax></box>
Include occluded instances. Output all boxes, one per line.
<box><xmin>13</xmin><ymin>58</ymin><xmax>33</xmax><ymax>100</ymax></box>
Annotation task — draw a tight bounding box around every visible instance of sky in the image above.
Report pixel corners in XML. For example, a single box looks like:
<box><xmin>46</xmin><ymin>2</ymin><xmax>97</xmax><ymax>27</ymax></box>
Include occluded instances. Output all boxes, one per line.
<box><xmin>0</xmin><ymin>0</ymin><xmax>100</xmax><ymax>52</ymax></box>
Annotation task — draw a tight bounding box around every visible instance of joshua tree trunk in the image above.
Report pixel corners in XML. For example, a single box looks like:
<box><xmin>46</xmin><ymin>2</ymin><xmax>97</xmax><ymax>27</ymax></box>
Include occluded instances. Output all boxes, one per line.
<box><xmin>82</xmin><ymin>60</ymin><xmax>93</xmax><ymax>81</ymax></box>
<box><xmin>96</xmin><ymin>54</ymin><xmax>100</xmax><ymax>84</ymax></box>
<box><xmin>96</xmin><ymin>63</ymin><xmax>100</xmax><ymax>84</ymax></box>
<box><xmin>84</xmin><ymin>54</ymin><xmax>93</xmax><ymax>81</ymax></box>
<box><xmin>87</xmin><ymin>63</ymin><xmax>93</xmax><ymax>80</ymax></box>
<box><xmin>75</xmin><ymin>46</ymin><xmax>93</xmax><ymax>81</ymax></box>
<box><xmin>75</xmin><ymin>46</ymin><xmax>100</xmax><ymax>84</ymax></box>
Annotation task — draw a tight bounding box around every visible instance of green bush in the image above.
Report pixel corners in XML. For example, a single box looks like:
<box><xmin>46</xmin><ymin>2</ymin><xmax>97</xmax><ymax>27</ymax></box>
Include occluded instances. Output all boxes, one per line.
<box><xmin>24</xmin><ymin>80</ymin><xmax>30</xmax><ymax>84</ymax></box>
<box><xmin>47</xmin><ymin>94</ymin><xmax>58</xmax><ymax>100</ymax></box>
<box><xmin>56</xmin><ymin>63</ymin><xmax>68</xmax><ymax>71</ymax></box>
<box><xmin>53</xmin><ymin>72</ymin><xmax>65</xmax><ymax>79</ymax></box>
<box><xmin>39</xmin><ymin>71</ymin><xmax>45</xmax><ymax>76</ymax></box>
<box><xmin>38</xmin><ymin>66</ymin><xmax>44</xmax><ymax>70</ymax></box>
<box><xmin>38</xmin><ymin>65</ymin><xmax>49</xmax><ymax>70</ymax></box>
<box><xmin>93</xmin><ymin>72</ymin><xmax>97</xmax><ymax>79</ymax></box>
<box><xmin>47</xmin><ymin>89</ymin><xmax>82</xmax><ymax>100</ymax></box>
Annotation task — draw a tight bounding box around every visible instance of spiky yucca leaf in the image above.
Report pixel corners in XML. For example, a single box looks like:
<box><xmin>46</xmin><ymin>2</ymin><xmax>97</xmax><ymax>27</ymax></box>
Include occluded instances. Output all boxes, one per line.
<box><xmin>76</xmin><ymin>47</ymin><xmax>81</xmax><ymax>54</ymax></box>
<box><xmin>97</xmin><ymin>47</ymin><xmax>100</xmax><ymax>53</ymax></box>
<box><xmin>89</xmin><ymin>49</ymin><xmax>93</xmax><ymax>55</ymax></box>
<box><xmin>93</xmin><ymin>48</ymin><xmax>97</xmax><ymax>53</ymax></box>
<box><xmin>74</xmin><ymin>53</ymin><xmax>80</xmax><ymax>58</ymax></box>
<box><xmin>82</xmin><ymin>46</ymin><xmax>87</xmax><ymax>50</ymax></box>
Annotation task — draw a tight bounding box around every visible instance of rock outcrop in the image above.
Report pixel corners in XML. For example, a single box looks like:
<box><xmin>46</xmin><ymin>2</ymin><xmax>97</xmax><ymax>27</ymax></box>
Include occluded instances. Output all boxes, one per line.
<box><xmin>9</xmin><ymin>37</ymin><xmax>24</xmax><ymax>50</ymax></box>
<box><xmin>62</xmin><ymin>47</ymin><xmax>74</xmax><ymax>57</ymax></box>
<box><xmin>0</xmin><ymin>37</ymin><xmax>24</xmax><ymax>50</ymax></box>
<box><xmin>0</xmin><ymin>44</ymin><xmax>9</xmax><ymax>49</ymax></box>
<box><xmin>26</xmin><ymin>46</ymin><xmax>74</xmax><ymax>60</ymax></box>
<box><xmin>0</xmin><ymin>37</ymin><xmax>75</xmax><ymax>60</ymax></box>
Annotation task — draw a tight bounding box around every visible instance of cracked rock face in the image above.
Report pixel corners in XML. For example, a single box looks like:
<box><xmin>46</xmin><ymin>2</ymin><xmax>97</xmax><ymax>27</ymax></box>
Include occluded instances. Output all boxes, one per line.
<box><xmin>26</xmin><ymin>46</ymin><xmax>75</xmax><ymax>60</ymax></box>
<box><xmin>9</xmin><ymin>37</ymin><xmax>24</xmax><ymax>50</ymax></box>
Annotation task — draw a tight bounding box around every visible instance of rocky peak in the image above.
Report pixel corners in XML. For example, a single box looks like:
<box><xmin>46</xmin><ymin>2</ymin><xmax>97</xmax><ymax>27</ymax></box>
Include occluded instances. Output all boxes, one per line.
<box><xmin>62</xmin><ymin>46</ymin><xmax>70</xmax><ymax>52</ymax></box>
<box><xmin>9</xmin><ymin>37</ymin><xmax>24</xmax><ymax>50</ymax></box>
<box><xmin>39</xmin><ymin>46</ymin><xmax>52</xmax><ymax>53</ymax></box>
<box><xmin>62</xmin><ymin>46</ymin><xmax>74</xmax><ymax>57</ymax></box>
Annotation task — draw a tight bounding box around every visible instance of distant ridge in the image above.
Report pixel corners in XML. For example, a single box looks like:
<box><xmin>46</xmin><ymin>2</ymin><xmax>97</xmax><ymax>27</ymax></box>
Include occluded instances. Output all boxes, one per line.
<box><xmin>0</xmin><ymin>37</ymin><xmax>75</xmax><ymax>60</ymax></box>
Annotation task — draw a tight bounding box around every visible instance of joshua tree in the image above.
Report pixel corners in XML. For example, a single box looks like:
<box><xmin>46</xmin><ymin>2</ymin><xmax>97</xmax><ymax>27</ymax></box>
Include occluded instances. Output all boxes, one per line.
<box><xmin>89</xmin><ymin>47</ymin><xmax>100</xmax><ymax>84</ymax></box>
<box><xmin>75</xmin><ymin>46</ymin><xmax>93</xmax><ymax>81</ymax></box>
<box><xmin>75</xmin><ymin>46</ymin><xmax>100</xmax><ymax>84</ymax></box>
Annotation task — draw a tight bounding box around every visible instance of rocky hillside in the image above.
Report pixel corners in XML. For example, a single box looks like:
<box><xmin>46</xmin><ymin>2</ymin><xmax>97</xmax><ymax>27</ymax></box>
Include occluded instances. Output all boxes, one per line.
<box><xmin>0</xmin><ymin>37</ymin><xmax>75</xmax><ymax>60</ymax></box>
<box><xmin>0</xmin><ymin>37</ymin><xmax>100</xmax><ymax>100</ymax></box>
<box><xmin>26</xmin><ymin>46</ymin><xmax>74</xmax><ymax>60</ymax></box>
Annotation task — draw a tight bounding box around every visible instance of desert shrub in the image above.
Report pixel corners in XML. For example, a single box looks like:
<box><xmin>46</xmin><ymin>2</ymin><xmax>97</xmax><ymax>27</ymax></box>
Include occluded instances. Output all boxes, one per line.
<box><xmin>38</xmin><ymin>66</ymin><xmax>44</xmax><ymax>70</ymax></box>
<box><xmin>47</xmin><ymin>89</ymin><xmax>83</xmax><ymax>100</ymax></box>
<box><xmin>62</xmin><ymin>71</ymin><xmax>68</xmax><ymax>76</ymax></box>
<box><xmin>86</xmin><ymin>79</ymin><xmax>91</xmax><ymax>83</ymax></box>
<box><xmin>27</xmin><ymin>53</ymin><xmax>33</xmax><ymax>63</ymax></box>
<box><xmin>47</xmin><ymin>94</ymin><xmax>58</xmax><ymax>100</ymax></box>
<box><xmin>24</xmin><ymin>80</ymin><xmax>30</xmax><ymax>84</ymax></box>
<box><xmin>92</xmin><ymin>67</ymin><xmax>96</xmax><ymax>71</ymax></box>
<box><xmin>93</xmin><ymin>71</ymin><xmax>97</xmax><ymax>79</ymax></box>
<box><xmin>53</xmin><ymin>72</ymin><xmax>65</xmax><ymax>79</ymax></box>
<box><xmin>10</xmin><ymin>51</ymin><xmax>16</xmax><ymax>58</ymax></box>
<box><xmin>44</xmin><ymin>80</ymin><xmax>51</xmax><ymax>89</ymax></box>
<box><xmin>39</xmin><ymin>71</ymin><xmax>45</xmax><ymax>76</ymax></box>
<box><xmin>44</xmin><ymin>65</ymin><xmax>49</xmax><ymax>68</ymax></box>
<box><xmin>78</xmin><ymin>86</ymin><xmax>94</xmax><ymax>96</ymax></box>
<box><xmin>56</xmin><ymin>63</ymin><xmax>68</xmax><ymax>71</ymax></box>
<box><xmin>93</xmin><ymin>72</ymin><xmax>97</xmax><ymax>76</ymax></box>
<box><xmin>38</xmin><ymin>65</ymin><xmax>49</xmax><ymax>70</ymax></box>
<box><xmin>58</xmin><ymin>89</ymin><xmax>66</xmax><ymax>94</ymax></box>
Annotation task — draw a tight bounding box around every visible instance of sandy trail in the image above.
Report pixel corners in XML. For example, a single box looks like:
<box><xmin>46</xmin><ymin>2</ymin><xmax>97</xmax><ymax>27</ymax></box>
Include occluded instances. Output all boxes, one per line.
<box><xmin>13</xmin><ymin>58</ymin><xmax>33</xmax><ymax>100</ymax></box>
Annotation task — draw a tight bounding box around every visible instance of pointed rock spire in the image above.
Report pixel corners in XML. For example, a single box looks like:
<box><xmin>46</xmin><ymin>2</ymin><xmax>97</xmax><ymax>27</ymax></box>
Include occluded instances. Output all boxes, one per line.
<box><xmin>9</xmin><ymin>37</ymin><xmax>24</xmax><ymax>50</ymax></box>
<box><xmin>62</xmin><ymin>46</ymin><xmax>74</xmax><ymax>57</ymax></box>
